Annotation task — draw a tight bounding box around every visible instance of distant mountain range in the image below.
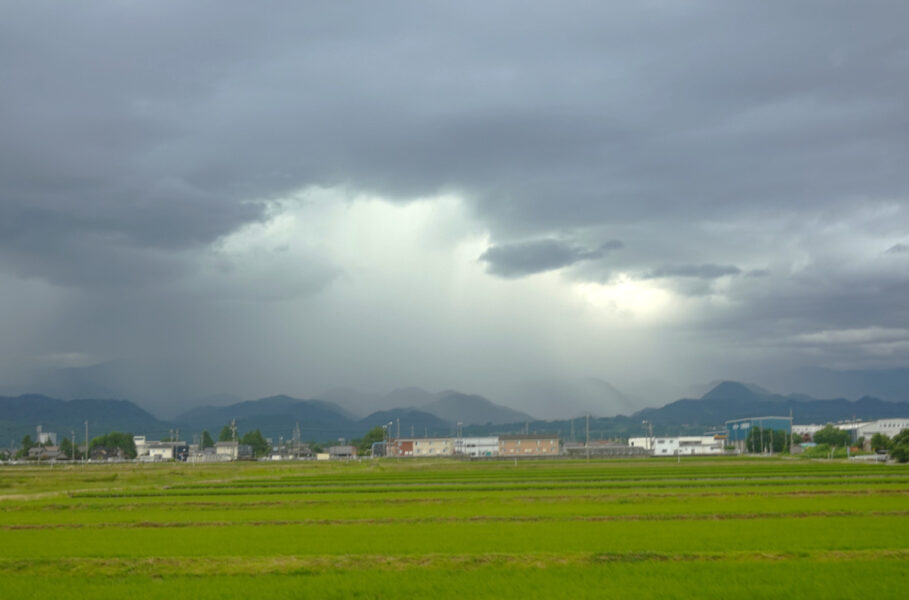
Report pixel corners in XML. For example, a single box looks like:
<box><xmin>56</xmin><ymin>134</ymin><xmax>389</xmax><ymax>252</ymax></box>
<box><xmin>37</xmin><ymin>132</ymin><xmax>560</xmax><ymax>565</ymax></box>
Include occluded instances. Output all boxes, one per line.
<box><xmin>3</xmin><ymin>380</ymin><xmax>908</xmax><ymax>445</ymax></box>
<box><xmin>634</xmin><ymin>381</ymin><xmax>909</xmax><ymax>428</ymax></box>
<box><xmin>775</xmin><ymin>367</ymin><xmax>909</xmax><ymax>404</ymax></box>
<box><xmin>318</xmin><ymin>386</ymin><xmax>533</xmax><ymax>423</ymax></box>
<box><xmin>0</xmin><ymin>394</ymin><xmax>170</xmax><ymax>445</ymax></box>
<box><xmin>0</xmin><ymin>387</ymin><xmax>532</xmax><ymax>444</ymax></box>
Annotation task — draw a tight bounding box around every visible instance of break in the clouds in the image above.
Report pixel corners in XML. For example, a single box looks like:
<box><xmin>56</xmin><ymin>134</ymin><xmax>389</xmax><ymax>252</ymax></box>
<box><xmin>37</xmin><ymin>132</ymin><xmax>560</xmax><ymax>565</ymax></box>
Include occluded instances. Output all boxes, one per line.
<box><xmin>1</xmin><ymin>2</ymin><xmax>909</xmax><ymax>415</ymax></box>
<box><xmin>479</xmin><ymin>239</ymin><xmax>623</xmax><ymax>279</ymax></box>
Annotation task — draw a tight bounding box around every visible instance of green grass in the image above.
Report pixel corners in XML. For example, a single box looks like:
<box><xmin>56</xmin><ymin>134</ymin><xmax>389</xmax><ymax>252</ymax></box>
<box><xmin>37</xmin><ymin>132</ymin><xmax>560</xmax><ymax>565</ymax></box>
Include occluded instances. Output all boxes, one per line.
<box><xmin>1</xmin><ymin>457</ymin><xmax>908</xmax><ymax>598</ymax></box>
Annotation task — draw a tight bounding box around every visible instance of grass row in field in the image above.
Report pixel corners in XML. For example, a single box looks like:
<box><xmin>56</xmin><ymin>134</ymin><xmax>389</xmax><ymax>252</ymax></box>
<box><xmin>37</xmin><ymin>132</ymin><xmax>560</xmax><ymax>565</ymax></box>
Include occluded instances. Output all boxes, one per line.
<box><xmin>3</xmin><ymin>492</ymin><xmax>909</xmax><ymax>526</ymax></box>
<box><xmin>3</xmin><ymin>461</ymin><xmax>907</xmax><ymax>503</ymax></box>
<box><xmin>4</xmin><ymin>510</ymin><xmax>909</xmax><ymax>532</ymax></box>
<box><xmin>65</xmin><ymin>475</ymin><xmax>909</xmax><ymax>499</ymax></box>
<box><xmin>3</xmin><ymin>549</ymin><xmax>909</xmax><ymax>576</ymax></box>
<box><xmin>2</xmin><ymin>558</ymin><xmax>907</xmax><ymax>600</ymax></box>
<box><xmin>2</xmin><ymin>515</ymin><xmax>906</xmax><ymax>559</ymax></box>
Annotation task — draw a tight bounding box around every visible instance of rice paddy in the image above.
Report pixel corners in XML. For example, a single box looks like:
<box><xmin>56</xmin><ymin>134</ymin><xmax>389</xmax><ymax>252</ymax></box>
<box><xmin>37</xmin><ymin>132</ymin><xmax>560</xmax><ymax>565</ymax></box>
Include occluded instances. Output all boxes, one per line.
<box><xmin>1</xmin><ymin>457</ymin><xmax>907</xmax><ymax>598</ymax></box>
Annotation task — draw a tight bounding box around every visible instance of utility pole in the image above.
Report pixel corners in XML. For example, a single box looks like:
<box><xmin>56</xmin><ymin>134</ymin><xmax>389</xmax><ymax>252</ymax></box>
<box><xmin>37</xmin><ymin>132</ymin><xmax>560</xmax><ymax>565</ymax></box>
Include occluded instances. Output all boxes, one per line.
<box><xmin>71</xmin><ymin>429</ymin><xmax>75</xmax><ymax>462</ymax></box>
<box><xmin>788</xmin><ymin>409</ymin><xmax>793</xmax><ymax>454</ymax></box>
<box><xmin>643</xmin><ymin>420</ymin><xmax>654</xmax><ymax>456</ymax></box>
<box><xmin>294</xmin><ymin>422</ymin><xmax>301</xmax><ymax>458</ymax></box>
<box><xmin>585</xmin><ymin>413</ymin><xmax>590</xmax><ymax>462</ymax></box>
<box><xmin>84</xmin><ymin>421</ymin><xmax>88</xmax><ymax>465</ymax></box>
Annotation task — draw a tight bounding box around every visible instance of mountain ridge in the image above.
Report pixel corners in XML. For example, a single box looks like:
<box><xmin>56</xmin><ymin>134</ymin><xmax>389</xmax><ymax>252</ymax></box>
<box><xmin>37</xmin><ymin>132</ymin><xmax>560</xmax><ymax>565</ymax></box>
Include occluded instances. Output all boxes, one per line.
<box><xmin>4</xmin><ymin>380</ymin><xmax>909</xmax><ymax>446</ymax></box>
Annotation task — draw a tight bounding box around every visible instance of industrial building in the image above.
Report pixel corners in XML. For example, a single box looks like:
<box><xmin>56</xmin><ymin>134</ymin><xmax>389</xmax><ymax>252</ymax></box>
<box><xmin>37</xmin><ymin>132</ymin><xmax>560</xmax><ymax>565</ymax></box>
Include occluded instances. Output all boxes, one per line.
<box><xmin>628</xmin><ymin>436</ymin><xmax>724</xmax><ymax>456</ymax></box>
<box><xmin>725</xmin><ymin>416</ymin><xmax>792</xmax><ymax>453</ymax></box>
<box><xmin>794</xmin><ymin>419</ymin><xmax>909</xmax><ymax>443</ymax></box>
<box><xmin>36</xmin><ymin>426</ymin><xmax>57</xmax><ymax>446</ymax></box>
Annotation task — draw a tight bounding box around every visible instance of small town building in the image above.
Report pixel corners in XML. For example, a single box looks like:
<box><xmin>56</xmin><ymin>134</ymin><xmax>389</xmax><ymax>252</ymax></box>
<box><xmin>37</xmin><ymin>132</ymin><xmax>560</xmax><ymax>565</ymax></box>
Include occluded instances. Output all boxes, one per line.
<box><xmin>498</xmin><ymin>434</ymin><xmax>560</xmax><ymax>456</ymax></box>
<box><xmin>214</xmin><ymin>441</ymin><xmax>253</xmax><ymax>461</ymax></box>
<box><xmin>268</xmin><ymin>444</ymin><xmax>313</xmax><ymax>461</ymax></box>
<box><xmin>455</xmin><ymin>437</ymin><xmax>499</xmax><ymax>457</ymax></box>
<box><xmin>389</xmin><ymin>437</ymin><xmax>454</xmax><ymax>457</ymax></box>
<box><xmin>328</xmin><ymin>445</ymin><xmax>357</xmax><ymax>459</ymax></box>
<box><xmin>564</xmin><ymin>440</ymin><xmax>649</xmax><ymax>457</ymax></box>
<box><xmin>90</xmin><ymin>446</ymin><xmax>125</xmax><ymax>461</ymax></box>
<box><xmin>27</xmin><ymin>446</ymin><xmax>65</xmax><ymax>460</ymax></box>
<box><xmin>135</xmin><ymin>436</ymin><xmax>190</xmax><ymax>461</ymax></box>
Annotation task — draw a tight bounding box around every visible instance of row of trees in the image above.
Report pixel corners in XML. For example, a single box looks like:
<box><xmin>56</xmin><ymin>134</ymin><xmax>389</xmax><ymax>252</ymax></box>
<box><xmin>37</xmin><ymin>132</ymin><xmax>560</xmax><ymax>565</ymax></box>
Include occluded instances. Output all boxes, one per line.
<box><xmin>745</xmin><ymin>427</ymin><xmax>790</xmax><ymax>453</ymax></box>
<box><xmin>89</xmin><ymin>432</ymin><xmax>138</xmax><ymax>459</ymax></box>
<box><xmin>8</xmin><ymin>425</ymin><xmax>288</xmax><ymax>461</ymax></box>
<box><xmin>12</xmin><ymin>434</ymin><xmax>70</xmax><ymax>459</ymax></box>
<box><xmin>12</xmin><ymin>431</ymin><xmax>137</xmax><ymax>460</ymax></box>
<box><xmin>812</xmin><ymin>425</ymin><xmax>852</xmax><ymax>448</ymax></box>
<box><xmin>870</xmin><ymin>430</ymin><xmax>909</xmax><ymax>462</ymax></box>
<box><xmin>744</xmin><ymin>424</ymin><xmax>909</xmax><ymax>461</ymax></box>
<box><xmin>354</xmin><ymin>426</ymin><xmax>386</xmax><ymax>455</ymax></box>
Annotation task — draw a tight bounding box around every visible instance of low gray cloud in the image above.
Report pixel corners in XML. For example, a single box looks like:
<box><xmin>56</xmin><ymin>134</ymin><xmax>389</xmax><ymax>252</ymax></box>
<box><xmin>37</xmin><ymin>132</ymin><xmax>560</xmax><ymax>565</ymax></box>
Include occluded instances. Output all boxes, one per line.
<box><xmin>479</xmin><ymin>239</ymin><xmax>622</xmax><ymax>279</ymax></box>
<box><xmin>645</xmin><ymin>264</ymin><xmax>742</xmax><ymax>280</ymax></box>
<box><xmin>886</xmin><ymin>244</ymin><xmax>909</xmax><ymax>254</ymax></box>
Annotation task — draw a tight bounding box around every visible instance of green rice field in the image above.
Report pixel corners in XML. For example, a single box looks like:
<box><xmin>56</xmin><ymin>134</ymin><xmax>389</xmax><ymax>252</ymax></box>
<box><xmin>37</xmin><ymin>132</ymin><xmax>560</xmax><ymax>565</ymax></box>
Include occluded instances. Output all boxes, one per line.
<box><xmin>1</xmin><ymin>457</ymin><xmax>908</xmax><ymax>598</ymax></box>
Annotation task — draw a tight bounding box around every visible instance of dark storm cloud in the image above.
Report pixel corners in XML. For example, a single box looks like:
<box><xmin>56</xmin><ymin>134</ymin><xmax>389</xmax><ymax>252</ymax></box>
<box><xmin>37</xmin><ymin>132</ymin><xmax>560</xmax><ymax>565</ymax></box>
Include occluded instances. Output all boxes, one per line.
<box><xmin>2</xmin><ymin>1</ymin><xmax>907</xmax><ymax>289</ymax></box>
<box><xmin>645</xmin><ymin>264</ymin><xmax>742</xmax><ymax>280</ymax></box>
<box><xmin>745</xmin><ymin>269</ymin><xmax>771</xmax><ymax>278</ymax></box>
<box><xmin>479</xmin><ymin>239</ymin><xmax>622</xmax><ymax>278</ymax></box>
<box><xmin>1</xmin><ymin>1</ymin><xmax>908</xmax><ymax>403</ymax></box>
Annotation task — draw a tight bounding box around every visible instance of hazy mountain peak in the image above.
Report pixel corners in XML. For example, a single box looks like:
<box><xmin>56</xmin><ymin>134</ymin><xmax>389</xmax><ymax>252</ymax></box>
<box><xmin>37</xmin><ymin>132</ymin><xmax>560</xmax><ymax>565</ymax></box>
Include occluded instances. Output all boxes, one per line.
<box><xmin>381</xmin><ymin>387</ymin><xmax>436</xmax><ymax>408</ymax></box>
<box><xmin>422</xmin><ymin>391</ymin><xmax>533</xmax><ymax>425</ymax></box>
<box><xmin>701</xmin><ymin>381</ymin><xmax>773</xmax><ymax>402</ymax></box>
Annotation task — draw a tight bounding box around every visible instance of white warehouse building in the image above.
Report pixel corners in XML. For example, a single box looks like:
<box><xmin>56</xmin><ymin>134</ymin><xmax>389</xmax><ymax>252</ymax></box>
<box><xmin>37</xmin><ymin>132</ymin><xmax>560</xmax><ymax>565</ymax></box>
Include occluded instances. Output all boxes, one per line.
<box><xmin>793</xmin><ymin>419</ymin><xmax>909</xmax><ymax>442</ymax></box>
<box><xmin>628</xmin><ymin>436</ymin><xmax>724</xmax><ymax>456</ymax></box>
<box><xmin>455</xmin><ymin>437</ymin><xmax>499</xmax><ymax>457</ymax></box>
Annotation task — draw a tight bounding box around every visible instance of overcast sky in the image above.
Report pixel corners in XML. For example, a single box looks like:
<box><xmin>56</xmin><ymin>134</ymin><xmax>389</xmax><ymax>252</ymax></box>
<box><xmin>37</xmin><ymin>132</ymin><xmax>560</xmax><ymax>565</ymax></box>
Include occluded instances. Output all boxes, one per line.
<box><xmin>2</xmin><ymin>2</ymin><xmax>908</xmax><ymax>415</ymax></box>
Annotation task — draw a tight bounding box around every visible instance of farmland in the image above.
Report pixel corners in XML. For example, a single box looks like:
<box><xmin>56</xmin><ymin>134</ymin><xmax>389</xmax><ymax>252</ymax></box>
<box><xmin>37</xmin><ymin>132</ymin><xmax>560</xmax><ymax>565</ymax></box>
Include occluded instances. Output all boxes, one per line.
<box><xmin>1</xmin><ymin>458</ymin><xmax>908</xmax><ymax>598</ymax></box>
